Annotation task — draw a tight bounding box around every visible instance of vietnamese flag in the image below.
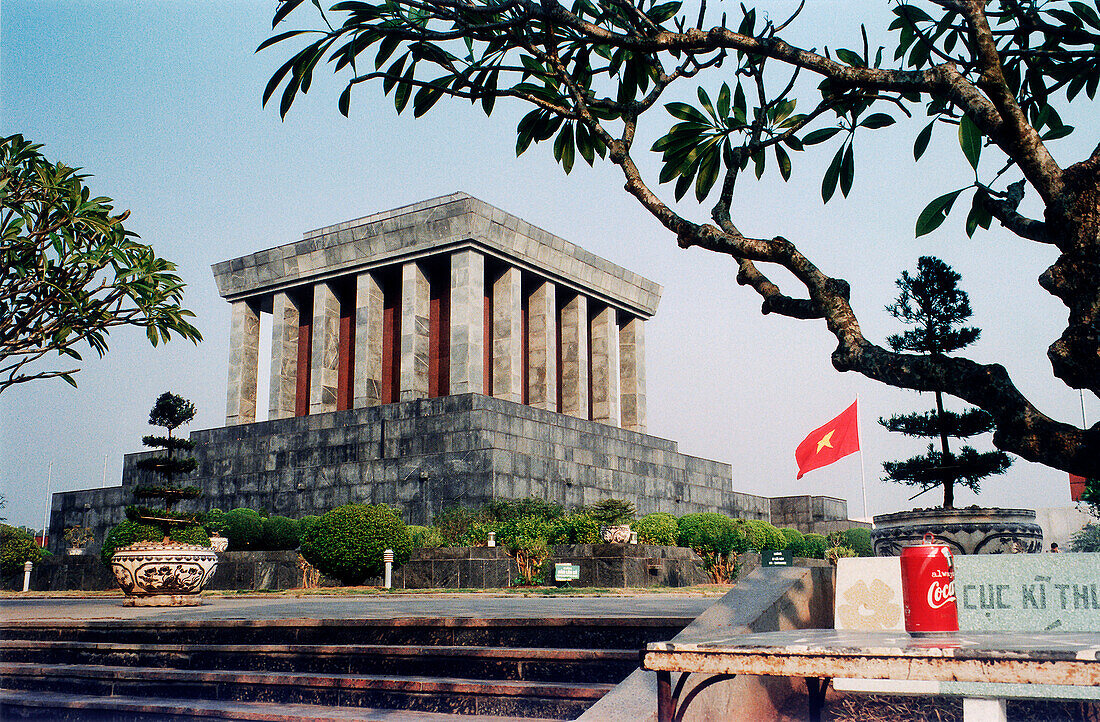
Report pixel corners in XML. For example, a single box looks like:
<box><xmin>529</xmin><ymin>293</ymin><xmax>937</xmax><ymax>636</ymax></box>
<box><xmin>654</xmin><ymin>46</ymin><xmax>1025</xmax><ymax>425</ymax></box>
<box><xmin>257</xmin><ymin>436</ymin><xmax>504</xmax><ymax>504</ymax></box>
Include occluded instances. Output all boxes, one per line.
<box><xmin>795</xmin><ymin>401</ymin><xmax>860</xmax><ymax>480</ymax></box>
<box><xmin>1070</xmin><ymin>474</ymin><xmax>1087</xmax><ymax>502</ymax></box>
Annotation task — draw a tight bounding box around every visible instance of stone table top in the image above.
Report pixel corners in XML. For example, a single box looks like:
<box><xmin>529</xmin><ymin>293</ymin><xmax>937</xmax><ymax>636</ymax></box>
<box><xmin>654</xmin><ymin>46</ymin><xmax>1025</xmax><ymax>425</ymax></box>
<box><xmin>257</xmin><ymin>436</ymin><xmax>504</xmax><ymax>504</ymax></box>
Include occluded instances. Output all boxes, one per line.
<box><xmin>643</xmin><ymin>629</ymin><xmax>1100</xmax><ymax>687</ymax></box>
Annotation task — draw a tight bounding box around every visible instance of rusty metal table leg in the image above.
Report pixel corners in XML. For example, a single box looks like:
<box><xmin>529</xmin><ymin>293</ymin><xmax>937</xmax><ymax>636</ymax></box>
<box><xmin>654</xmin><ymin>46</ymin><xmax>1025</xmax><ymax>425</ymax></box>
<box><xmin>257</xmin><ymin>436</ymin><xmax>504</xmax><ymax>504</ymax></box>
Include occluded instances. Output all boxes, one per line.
<box><xmin>806</xmin><ymin>676</ymin><xmax>831</xmax><ymax>722</ymax></box>
<box><xmin>657</xmin><ymin>670</ymin><xmax>674</xmax><ymax>722</ymax></box>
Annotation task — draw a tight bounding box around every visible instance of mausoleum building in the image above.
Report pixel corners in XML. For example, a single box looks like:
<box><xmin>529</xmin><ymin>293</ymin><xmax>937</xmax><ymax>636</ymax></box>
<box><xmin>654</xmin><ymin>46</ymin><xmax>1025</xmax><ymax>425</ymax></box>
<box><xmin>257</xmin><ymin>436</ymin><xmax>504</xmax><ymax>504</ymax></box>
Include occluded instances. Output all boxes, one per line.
<box><xmin>49</xmin><ymin>194</ymin><xmax>852</xmax><ymax>551</ymax></box>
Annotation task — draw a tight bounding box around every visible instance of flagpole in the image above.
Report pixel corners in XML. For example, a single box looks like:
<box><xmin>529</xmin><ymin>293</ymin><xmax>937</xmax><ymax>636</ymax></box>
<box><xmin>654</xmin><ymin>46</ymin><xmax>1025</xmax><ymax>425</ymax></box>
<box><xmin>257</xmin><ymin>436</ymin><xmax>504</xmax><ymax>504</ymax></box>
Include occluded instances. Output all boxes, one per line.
<box><xmin>41</xmin><ymin>461</ymin><xmax>52</xmax><ymax>548</ymax></box>
<box><xmin>857</xmin><ymin>395</ymin><xmax>868</xmax><ymax>520</ymax></box>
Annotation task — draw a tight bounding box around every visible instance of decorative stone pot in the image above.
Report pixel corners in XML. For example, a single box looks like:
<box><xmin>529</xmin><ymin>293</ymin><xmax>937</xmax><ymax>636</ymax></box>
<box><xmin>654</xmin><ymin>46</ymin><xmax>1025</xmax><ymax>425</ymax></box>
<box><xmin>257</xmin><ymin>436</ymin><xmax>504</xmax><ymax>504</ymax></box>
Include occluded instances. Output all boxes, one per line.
<box><xmin>209</xmin><ymin>534</ymin><xmax>229</xmax><ymax>553</ymax></box>
<box><xmin>871</xmin><ymin>507</ymin><xmax>1043</xmax><ymax>556</ymax></box>
<box><xmin>110</xmin><ymin>542</ymin><xmax>218</xmax><ymax>606</ymax></box>
<box><xmin>66</xmin><ymin>548</ymin><xmax>85</xmax><ymax>556</ymax></box>
<box><xmin>600</xmin><ymin>525</ymin><xmax>633</xmax><ymax>544</ymax></box>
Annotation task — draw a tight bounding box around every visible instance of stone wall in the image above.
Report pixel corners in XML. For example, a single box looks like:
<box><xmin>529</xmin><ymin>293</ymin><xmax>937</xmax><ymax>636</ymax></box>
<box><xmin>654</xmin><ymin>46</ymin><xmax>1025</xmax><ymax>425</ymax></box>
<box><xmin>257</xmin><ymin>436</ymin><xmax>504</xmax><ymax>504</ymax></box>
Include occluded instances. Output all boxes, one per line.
<box><xmin>51</xmin><ymin>394</ymin><xmax>786</xmax><ymax>554</ymax></box>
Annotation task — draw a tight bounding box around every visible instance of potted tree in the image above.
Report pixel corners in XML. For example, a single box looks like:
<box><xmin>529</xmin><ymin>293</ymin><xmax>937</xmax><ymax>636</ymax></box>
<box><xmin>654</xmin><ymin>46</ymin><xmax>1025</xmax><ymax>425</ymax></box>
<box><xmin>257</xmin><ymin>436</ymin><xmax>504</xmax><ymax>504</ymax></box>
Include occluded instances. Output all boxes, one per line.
<box><xmin>109</xmin><ymin>392</ymin><xmax>217</xmax><ymax>606</ymax></box>
<box><xmin>870</xmin><ymin>258</ymin><xmax>1042</xmax><ymax>555</ymax></box>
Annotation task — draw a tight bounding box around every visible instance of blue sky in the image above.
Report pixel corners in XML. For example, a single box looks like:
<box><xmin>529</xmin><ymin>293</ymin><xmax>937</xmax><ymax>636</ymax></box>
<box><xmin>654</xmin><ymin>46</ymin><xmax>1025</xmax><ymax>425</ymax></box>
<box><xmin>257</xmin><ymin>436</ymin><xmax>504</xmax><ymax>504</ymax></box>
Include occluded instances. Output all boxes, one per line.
<box><xmin>2</xmin><ymin>1</ymin><xmax>1095</xmax><ymax>532</ymax></box>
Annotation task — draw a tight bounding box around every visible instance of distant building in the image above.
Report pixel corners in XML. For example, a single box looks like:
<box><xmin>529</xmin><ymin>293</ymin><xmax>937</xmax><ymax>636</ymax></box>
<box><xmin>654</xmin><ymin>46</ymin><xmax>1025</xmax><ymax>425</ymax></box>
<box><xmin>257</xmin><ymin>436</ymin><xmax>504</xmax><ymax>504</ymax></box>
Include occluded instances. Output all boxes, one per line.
<box><xmin>51</xmin><ymin>194</ymin><xmax>851</xmax><ymax>551</ymax></box>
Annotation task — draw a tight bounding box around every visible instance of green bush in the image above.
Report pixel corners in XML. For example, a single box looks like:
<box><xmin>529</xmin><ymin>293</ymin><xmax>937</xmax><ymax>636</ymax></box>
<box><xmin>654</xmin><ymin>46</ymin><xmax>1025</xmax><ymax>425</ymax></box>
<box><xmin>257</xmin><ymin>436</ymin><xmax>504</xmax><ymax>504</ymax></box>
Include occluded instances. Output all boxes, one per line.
<box><xmin>456</xmin><ymin>519</ymin><xmax>498</xmax><ymax>546</ymax></box>
<box><xmin>299</xmin><ymin>504</ymin><xmax>412</xmax><ymax>585</ymax></box>
<box><xmin>677</xmin><ymin>513</ymin><xmax>747</xmax><ymax>583</ymax></box>
<box><xmin>261</xmin><ymin>516</ymin><xmax>300</xmax><ymax>550</ymax></box>
<box><xmin>408</xmin><ymin>525</ymin><xmax>444</xmax><ymax>549</ymax></box>
<box><xmin>100</xmin><ymin>520</ymin><xmax>209</xmax><ymax>564</ymax></box>
<box><xmin>588</xmin><ymin>499</ymin><xmax>636</xmax><ymax>525</ymax></box>
<box><xmin>634</xmin><ymin>512</ymin><xmax>678</xmax><ymax>546</ymax></box>
<box><xmin>1070</xmin><ymin>523</ymin><xmax>1100</xmax><ymax>552</ymax></box>
<box><xmin>508</xmin><ymin>535</ymin><xmax>550</xmax><ymax>585</ymax></box>
<box><xmin>204</xmin><ymin>508</ymin><xmax>226</xmax><ymax>536</ymax></box>
<box><xmin>223</xmin><ymin>508</ymin><xmax>264</xmax><ymax>550</ymax></box>
<box><xmin>298</xmin><ymin>515</ymin><xmax>321</xmax><ymax>545</ymax></box>
<box><xmin>2</xmin><ymin>524</ymin><xmax>43</xmax><ymax>576</ymax></box>
<box><xmin>549</xmin><ymin>512</ymin><xmax>601</xmax><ymax>544</ymax></box>
<box><xmin>778</xmin><ymin>528</ymin><xmax>806</xmax><ymax>557</ymax></box>
<box><xmin>495</xmin><ymin>515</ymin><xmax>554</xmax><ymax>548</ymax></box>
<box><xmin>802</xmin><ymin>533</ymin><xmax>828</xmax><ymax>559</ymax></box>
<box><xmin>840</xmin><ymin>527</ymin><xmax>874</xmax><ymax>557</ymax></box>
<box><xmin>434</xmin><ymin>506</ymin><xmax>485</xmax><ymax>544</ymax></box>
<box><xmin>740</xmin><ymin>519</ymin><xmax>786</xmax><ymax>551</ymax></box>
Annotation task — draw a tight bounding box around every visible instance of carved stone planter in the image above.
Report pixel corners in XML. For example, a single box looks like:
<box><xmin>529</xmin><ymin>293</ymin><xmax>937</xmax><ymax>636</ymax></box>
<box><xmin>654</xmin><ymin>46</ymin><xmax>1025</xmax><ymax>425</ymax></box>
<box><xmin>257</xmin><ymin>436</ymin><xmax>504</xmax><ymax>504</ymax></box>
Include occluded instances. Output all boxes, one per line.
<box><xmin>599</xmin><ymin>525</ymin><xmax>633</xmax><ymax>544</ymax></box>
<box><xmin>871</xmin><ymin>507</ymin><xmax>1043</xmax><ymax>556</ymax></box>
<box><xmin>110</xmin><ymin>542</ymin><xmax>218</xmax><ymax>606</ymax></box>
<box><xmin>209</xmin><ymin>534</ymin><xmax>229</xmax><ymax>553</ymax></box>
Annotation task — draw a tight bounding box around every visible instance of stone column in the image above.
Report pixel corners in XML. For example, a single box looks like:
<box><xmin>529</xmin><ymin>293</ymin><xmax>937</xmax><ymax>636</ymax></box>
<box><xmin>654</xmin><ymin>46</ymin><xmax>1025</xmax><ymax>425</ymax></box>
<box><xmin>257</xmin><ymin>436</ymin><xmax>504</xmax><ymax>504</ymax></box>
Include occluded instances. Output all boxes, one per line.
<box><xmin>527</xmin><ymin>280</ymin><xmax>556</xmax><ymax>411</ymax></box>
<box><xmin>559</xmin><ymin>294</ymin><xmax>589</xmax><ymax>419</ymax></box>
<box><xmin>492</xmin><ymin>266</ymin><xmax>523</xmax><ymax>403</ymax></box>
<box><xmin>268</xmin><ymin>291</ymin><xmax>299</xmax><ymax>420</ymax></box>
<box><xmin>619</xmin><ymin>315</ymin><xmax>647</xmax><ymax>433</ymax></box>
<box><xmin>353</xmin><ymin>271</ymin><xmax>384</xmax><ymax>407</ymax></box>
<box><xmin>399</xmin><ymin>261</ymin><xmax>431</xmax><ymax>401</ymax></box>
<box><xmin>226</xmin><ymin>298</ymin><xmax>260</xmax><ymax>426</ymax></box>
<box><xmin>310</xmin><ymin>281</ymin><xmax>341</xmax><ymax>414</ymax></box>
<box><xmin>590</xmin><ymin>305</ymin><xmax>619</xmax><ymax>426</ymax></box>
<box><xmin>449</xmin><ymin>249</ymin><xmax>485</xmax><ymax>395</ymax></box>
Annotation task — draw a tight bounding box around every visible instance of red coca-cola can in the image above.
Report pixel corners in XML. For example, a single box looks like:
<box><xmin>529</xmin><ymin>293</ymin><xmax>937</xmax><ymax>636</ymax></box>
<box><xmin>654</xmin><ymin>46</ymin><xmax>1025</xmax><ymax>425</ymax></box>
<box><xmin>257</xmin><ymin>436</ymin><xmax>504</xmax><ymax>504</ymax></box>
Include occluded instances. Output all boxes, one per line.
<box><xmin>899</xmin><ymin>533</ymin><xmax>958</xmax><ymax>636</ymax></box>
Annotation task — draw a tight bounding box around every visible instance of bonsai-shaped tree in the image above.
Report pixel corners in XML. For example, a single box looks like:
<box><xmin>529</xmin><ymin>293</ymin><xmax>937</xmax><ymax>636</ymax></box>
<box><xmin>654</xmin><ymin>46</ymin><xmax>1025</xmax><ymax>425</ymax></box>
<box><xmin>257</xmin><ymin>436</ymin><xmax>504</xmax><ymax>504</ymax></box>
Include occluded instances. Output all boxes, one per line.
<box><xmin>880</xmin><ymin>257</ymin><xmax>1012</xmax><ymax>508</ymax></box>
<box><xmin>129</xmin><ymin>392</ymin><xmax>202</xmax><ymax>542</ymax></box>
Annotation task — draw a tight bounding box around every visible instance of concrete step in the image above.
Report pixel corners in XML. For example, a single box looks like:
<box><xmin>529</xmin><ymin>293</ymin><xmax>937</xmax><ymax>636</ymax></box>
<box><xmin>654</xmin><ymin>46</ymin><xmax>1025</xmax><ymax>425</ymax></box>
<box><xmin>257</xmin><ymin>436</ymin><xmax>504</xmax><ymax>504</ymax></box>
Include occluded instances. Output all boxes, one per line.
<box><xmin>0</xmin><ymin>640</ymin><xmax>638</xmax><ymax>683</ymax></box>
<box><xmin>0</xmin><ymin>618</ymin><xmax>689</xmax><ymax>650</ymax></box>
<box><xmin>0</xmin><ymin>688</ymin><xmax>565</xmax><ymax>721</ymax></box>
<box><xmin>0</xmin><ymin>663</ymin><xmax>614</xmax><ymax>719</ymax></box>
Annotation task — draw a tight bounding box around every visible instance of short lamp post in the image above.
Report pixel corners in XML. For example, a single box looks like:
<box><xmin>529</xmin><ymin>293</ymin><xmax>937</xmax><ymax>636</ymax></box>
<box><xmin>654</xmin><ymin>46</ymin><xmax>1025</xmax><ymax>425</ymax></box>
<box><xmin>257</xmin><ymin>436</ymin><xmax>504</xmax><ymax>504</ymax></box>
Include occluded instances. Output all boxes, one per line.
<box><xmin>487</xmin><ymin>532</ymin><xmax>496</xmax><ymax>548</ymax></box>
<box><xmin>22</xmin><ymin>561</ymin><xmax>33</xmax><ymax>592</ymax></box>
<box><xmin>383</xmin><ymin>549</ymin><xmax>394</xmax><ymax>589</ymax></box>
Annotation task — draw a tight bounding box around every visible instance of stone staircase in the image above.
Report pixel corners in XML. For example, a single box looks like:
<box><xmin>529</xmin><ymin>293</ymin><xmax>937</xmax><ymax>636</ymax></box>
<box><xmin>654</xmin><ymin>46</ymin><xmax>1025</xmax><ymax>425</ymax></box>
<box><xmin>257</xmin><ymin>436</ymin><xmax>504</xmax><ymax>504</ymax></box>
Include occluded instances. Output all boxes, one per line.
<box><xmin>0</xmin><ymin>617</ymin><xmax>691</xmax><ymax>721</ymax></box>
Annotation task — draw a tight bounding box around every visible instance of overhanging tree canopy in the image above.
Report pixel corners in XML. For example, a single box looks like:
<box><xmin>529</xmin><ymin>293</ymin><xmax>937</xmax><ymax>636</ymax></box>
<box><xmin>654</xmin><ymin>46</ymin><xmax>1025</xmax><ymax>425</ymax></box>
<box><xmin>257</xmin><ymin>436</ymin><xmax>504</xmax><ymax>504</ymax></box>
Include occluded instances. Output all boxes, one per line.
<box><xmin>261</xmin><ymin>0</ymin><xmax>1099</xmax><ymax>477</ymax></box>
<box><xmin>0</xmin><ymin>135</ymin><xmax>202</xmax><ymax>391</ymax></box>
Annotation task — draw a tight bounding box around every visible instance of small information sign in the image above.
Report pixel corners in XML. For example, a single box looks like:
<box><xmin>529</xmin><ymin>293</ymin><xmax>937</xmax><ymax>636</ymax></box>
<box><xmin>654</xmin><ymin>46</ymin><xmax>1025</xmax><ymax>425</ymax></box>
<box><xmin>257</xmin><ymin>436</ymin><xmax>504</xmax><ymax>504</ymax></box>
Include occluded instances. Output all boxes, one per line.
<box><xmin>554</xmin><ymin>563</ymin><xmax>581</xmax><ymax>582</ymax></box>
<box><xmin>761</xmin><ymin>549</ymin><xmax>794</xmax><ymax>567</ymax></box>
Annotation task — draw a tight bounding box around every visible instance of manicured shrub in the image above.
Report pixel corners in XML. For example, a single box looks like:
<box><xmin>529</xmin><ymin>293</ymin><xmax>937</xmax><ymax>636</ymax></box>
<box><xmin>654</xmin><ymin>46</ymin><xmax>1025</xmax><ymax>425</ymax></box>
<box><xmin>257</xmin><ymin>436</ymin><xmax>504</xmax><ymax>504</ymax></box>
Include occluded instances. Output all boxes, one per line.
<box><xmin>2</xmin><ymin>524</ymin><xmax>43</xmax><ymax>576</ymax></box>
<box><xmin>778</xmin><ymin>528</ymin><xmax>806</xmax><ymax>557</ymax></box>
<box><xmin>261</xmin><ymin>515</ymin><xmax>300</xmax><ymax>551</ymax></box>
<box><xmin>298</xmin><ymin>515</ymin><xmax>321</xmax><ymax>545</ymax></box>
<box><xmin>803</xmin><ymin>533</ymin><xmax>828</xmax><ymax>559</ymax></box>
<box><xmin>840</xmin><ymin>527</ymin><xmax>874</xmax><ymax>557</ymax></box>
<box><xmin>740</xmin><ymin>519</ymin><xmax>786</xmax><ymax>551</ymax></box>
<box><xmin>1070</xmin><ymin>523</ymin><xmax>1100</xmax><ymax>552</ymax></box>
<box><xmin>408</xmin><ymin>525</ymin><xmax>444</xmax><ymax>549</ymax></box>
<box><xmin>223</xmin><ymin>508</ymin><xmax>264</xmax><ymax>550</ymax></box>
<box><xmin>204</xmin><ymin>508</ymin><xmax>226</xmax><ymax>536</ymax></box>
<box><xmin>677</xmin><ymin>513</ymin><xmax>747</xmax><ymax>583</ymax></box>
<box><xmin>100</xmin><ymin>520</ymin><xmax>209</xmax><ymax>564</ymax></box>
<box><xmin>549</xmin><ymin>512</ymin><xmax>601</xmax><ymax>544</ymax></box>
<box><xmin>495</xmin><ymin>515</ymin><xmax>554</xmax><ymax>548</ymax></box>
<box><xmin>634</xmin><ymin>512</ymin><xmax>678</xmax><ymax>546</ymax></box>
<box><xmin>299</xmin><ymin>504</ymin><xmax>412</xmax><ymax>585</ymax></box>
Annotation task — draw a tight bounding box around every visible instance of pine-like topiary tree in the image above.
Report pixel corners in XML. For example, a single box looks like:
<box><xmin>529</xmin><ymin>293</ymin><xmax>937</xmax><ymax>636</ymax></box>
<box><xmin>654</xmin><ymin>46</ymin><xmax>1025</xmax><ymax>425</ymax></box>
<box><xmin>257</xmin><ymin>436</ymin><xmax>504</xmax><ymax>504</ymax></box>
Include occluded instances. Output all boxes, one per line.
<box><xmin>880</xmin><ymin>257</ymin><xmax>1012</xmax><ymax>508</ymax></box>
<box><xmin>129</xmin><ymin>392</ymin><xmax>203</xmax><ymax>542</ymax></box>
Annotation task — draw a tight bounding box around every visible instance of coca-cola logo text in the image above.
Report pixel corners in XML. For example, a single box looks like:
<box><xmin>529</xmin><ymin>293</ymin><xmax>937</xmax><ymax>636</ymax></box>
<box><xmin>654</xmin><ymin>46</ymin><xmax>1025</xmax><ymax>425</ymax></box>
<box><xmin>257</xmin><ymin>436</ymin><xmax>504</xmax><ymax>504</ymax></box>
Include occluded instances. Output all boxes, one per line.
<box><xmin>927</xmin><ymin>579</ymin><xmax>956</xmax><ymax>609</ymax></box>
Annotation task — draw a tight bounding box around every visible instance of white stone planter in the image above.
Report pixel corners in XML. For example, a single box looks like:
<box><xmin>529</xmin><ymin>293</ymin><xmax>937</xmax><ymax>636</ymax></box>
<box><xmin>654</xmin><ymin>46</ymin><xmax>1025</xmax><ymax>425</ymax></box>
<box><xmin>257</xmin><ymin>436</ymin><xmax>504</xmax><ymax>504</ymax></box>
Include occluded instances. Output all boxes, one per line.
<box><xmin>871</xmin><ymin>507</ymin><xmax>1043</xmax><ymax>556</ymax></box>
<box><xmin>110</xmin><ymin>542</ymin><xmax>218</xmax><ymax>606</ymax></box>
<box><xmin>66</xmin><ymin>548</ymin><xmax>85</xmax><ymax>556</ymax></box>
<box><xmin>209</xmin><ymin>534</ymin><xmax>229</xmax><ymax>553</ymax></box>
<box><xmin>599</xmin><ymin>525</ymin><xmax>633</xmax><ymax>544</ymax></box>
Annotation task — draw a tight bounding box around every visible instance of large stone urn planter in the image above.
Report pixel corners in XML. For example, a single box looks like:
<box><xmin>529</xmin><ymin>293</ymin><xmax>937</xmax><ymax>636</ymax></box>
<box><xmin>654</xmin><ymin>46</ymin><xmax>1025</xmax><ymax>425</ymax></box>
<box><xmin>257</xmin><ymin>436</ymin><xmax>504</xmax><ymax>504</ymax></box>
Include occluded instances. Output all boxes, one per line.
<box><xmin>871</xmin><ymin>507</ymin><xmax>1043</xmax><ymax>556</ymax></box>
<box><xmin>110</xmin><ymin>542</ymin><xmax>218</xmax><ymax>606</ymax></box>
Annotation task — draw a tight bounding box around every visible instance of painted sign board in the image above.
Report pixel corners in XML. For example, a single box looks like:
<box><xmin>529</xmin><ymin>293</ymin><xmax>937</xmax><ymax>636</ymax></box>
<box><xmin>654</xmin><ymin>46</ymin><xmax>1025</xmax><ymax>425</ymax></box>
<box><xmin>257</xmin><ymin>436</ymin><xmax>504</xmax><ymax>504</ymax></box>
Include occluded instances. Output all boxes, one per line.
<box><xmin>761</xmin><ymin>549</ymin><xmax>794</xmax><ymax>567</ymax></box>
<box><xmin>554</xmin><ymin>563</ymin><xmax>580</xmax><ymax>582</ymax></box>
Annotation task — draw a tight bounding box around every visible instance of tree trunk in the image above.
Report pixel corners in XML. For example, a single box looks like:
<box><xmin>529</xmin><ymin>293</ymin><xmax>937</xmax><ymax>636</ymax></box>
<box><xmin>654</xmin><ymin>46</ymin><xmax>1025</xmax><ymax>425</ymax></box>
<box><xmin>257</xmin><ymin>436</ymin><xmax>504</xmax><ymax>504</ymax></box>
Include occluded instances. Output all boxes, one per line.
<box><xmin>934</xmin><ymin>391</ymin><xmax>955</xmax><ymax>509</ymax></box>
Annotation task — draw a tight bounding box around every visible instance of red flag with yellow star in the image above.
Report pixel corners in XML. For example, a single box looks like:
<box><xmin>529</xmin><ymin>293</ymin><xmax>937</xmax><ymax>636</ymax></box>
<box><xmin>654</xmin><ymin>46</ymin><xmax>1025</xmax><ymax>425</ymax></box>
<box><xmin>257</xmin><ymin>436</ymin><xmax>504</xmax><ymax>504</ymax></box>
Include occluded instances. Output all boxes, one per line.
<box><xmin>795</xmin><ymin>401</ymin><xmax>860</xmax><ymax>479</ymax></box>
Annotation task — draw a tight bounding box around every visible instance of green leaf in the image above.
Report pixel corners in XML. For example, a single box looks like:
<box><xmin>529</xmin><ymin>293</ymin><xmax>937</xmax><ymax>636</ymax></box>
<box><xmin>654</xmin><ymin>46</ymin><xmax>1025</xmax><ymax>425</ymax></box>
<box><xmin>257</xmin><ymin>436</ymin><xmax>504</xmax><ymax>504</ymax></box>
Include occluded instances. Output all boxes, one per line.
<box><xmin>835</xmin><ymin>48</ymin><xmax>865</xmax><ymax>67</ymax></box>
<box><xmin>821</xmin><ymin>144</ymin><xmax>844</xmax><ymax>203</ymax></box>
<box><xmin>915</xmin><ymin>188</ymin><xmax>964</xmax><ymax>237</ymax></box>
<box><xmin>840</xmin><ymin>143</ymin><xmax>854</xmax><ymax>197</ymax></box>
<box><xmin>338</xmin><ymin>85</ymin><xmax>352</xmax><ymax>117</ymax></box>
<box><xmin>803</xmin><ymin>127</ymin><xmax>841</xmax><ymax>145</ymax></box>
<box><xmin>1041</xmin><ymin>125</ymin><xmax>1074</xmax><ymax>141</ymax></box>
<box><xmin>775</xmin><ymin>145</ymin><xmax>791</xmax><ymax>181</ymax></box>
<box><xmin>696</xmin><ymin>147</ymin><xmax>721</xmax><ymax>201</ymax></box>
<box><xmin>666</xmin><ymin>102</ymin><xmax>707</xmax><ymax>123</ymax></box>
<box><xmin>859</xmin><ymin>113</ymin><xmax>895</xmax><ymax>129</ymax></box>
<box><xmin>717</xmin><ymin>83</ymin><xmax>730</xmax><ymax>119</ymax></box>
<box><xmin>914</xmin><ymin>120</ymin><xmax>934</xmax><ymax>161</ymax></box>
<box><xmin>958</xmin><ymin>114</ymin><xmax>982</xmax><ymax>171</ymax></box>
<box><xmin>697</xmin><ymin>87</ymin><xmax>716</xmax><ymax>120</ymax></box>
